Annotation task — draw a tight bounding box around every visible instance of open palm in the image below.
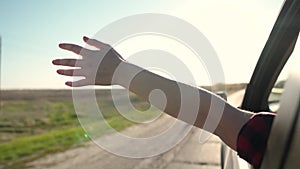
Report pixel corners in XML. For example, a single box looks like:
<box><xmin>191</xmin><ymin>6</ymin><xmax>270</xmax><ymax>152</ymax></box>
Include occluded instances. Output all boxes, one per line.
<box><xmin>52</xmin><ymin>36</ymin><xmax>125</xmax><ymax>87</ymax></box>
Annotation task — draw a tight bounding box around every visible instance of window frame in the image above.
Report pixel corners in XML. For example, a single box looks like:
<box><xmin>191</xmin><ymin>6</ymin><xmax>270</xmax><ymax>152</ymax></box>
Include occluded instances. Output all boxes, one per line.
<box><xmin>241</xmin><ymin>0</ymin><xmax>300</xmax><ymax>112</ymax></box>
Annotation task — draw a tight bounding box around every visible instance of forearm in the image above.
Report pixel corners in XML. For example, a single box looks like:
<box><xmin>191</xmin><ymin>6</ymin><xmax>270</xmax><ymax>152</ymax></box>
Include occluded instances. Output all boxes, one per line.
<box><xmin>114</xmin><ymin>61</ymin><xmax>253</xmax><ymax>150</ymax></box>
<box><xmin>114</xmin><ymin>61</ymin><xmax>208</xmax><ymax>125</ymax></box>
<box><xmin>114</xmin><ymin>62</ymin><xmax>180</xmax><ymax>117</ymax></box>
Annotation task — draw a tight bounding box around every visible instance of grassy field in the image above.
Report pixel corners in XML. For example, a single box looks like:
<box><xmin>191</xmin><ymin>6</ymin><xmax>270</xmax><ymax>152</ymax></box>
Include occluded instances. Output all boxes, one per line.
<box><xmin>0</xmin><ymin>89</ymin><xmax>158</xmax><ymax>169</ymax></box>
<box><xmin>0</xmin><ymin>84</ymin><xmax>246</xmax><ymax>169</ymax></box>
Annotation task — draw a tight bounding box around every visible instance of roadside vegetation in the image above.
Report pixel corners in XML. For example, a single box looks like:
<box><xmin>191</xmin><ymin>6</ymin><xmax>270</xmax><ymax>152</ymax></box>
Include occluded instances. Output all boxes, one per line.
<box><xmin>0</xmin><ymin>90</ymin><xmax>157</xmax><ymax>169</ymax></box>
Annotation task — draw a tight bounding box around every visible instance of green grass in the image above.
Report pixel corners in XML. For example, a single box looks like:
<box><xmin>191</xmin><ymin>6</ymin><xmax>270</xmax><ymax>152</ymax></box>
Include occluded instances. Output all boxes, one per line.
<box><xmin>0</xmin><ymin>90</ymin><xmax>161</xmax><ymax>169</ymax></box>
<box><xmin>0</xmin><ymin>127</ymin><xmax>87</xmax><ymax>169</ymax></box>
<box><xmin>0</xmin><ymin>112</ymin><xmax>154</xmax><ymax>169</ymax></box>
<box><xmin>0</xmin><ymin>113</ymin><xmax>144</xmax><ymax>169</ymax></box>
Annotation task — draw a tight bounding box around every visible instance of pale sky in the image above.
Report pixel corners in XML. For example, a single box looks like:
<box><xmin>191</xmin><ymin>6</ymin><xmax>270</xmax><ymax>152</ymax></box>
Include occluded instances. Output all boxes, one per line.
<box><xmin>1</xmin><ymin>0</ymin><xmax>297</xmax><ymax>89</ymax></box>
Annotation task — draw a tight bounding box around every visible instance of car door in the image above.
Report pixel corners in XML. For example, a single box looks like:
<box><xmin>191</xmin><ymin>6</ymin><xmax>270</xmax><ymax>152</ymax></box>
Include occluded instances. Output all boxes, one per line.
<box><xmin>222</xmin><ymin>0</ymin><xmax>300</xmax><ymax>168</ymax></box>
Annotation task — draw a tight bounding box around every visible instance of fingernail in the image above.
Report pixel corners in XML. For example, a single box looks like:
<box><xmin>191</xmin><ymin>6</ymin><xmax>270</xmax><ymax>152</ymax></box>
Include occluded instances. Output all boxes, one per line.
<box><xmin>83</xmin><ymin>36</ymin><xmax>89</xmax><ymax>41</ymax></box>
<box><xmin>65</xmin><ymin>81</ymin><xmax>72</xmax><ymax>86</ymax></box>
<box><xmin>58</xmin><ymin>43</ymin><xmax>65</xmax><ymax>48</ymax></box>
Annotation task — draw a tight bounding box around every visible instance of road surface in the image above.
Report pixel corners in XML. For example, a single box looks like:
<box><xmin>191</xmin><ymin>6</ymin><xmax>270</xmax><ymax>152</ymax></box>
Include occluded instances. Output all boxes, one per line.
<box><xmin>27</xmin><ymin>115</ymin><xmax>221</xmax><ymax>169</ymax></box>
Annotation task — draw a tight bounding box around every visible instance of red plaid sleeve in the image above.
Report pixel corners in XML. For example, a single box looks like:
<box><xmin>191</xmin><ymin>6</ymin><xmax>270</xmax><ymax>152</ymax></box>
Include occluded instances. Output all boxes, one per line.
<box><xmin>237</xmin><ymin>112</ymin><xmax>276</xmax><ymax>169</ymax></box>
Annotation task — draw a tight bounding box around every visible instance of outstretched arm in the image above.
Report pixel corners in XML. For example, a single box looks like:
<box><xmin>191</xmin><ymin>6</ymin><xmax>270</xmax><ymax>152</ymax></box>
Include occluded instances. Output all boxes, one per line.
<box><xmin>52</xmin><ymin>36</ymin><xmax>253</xmax><ymax>150</ymax></box>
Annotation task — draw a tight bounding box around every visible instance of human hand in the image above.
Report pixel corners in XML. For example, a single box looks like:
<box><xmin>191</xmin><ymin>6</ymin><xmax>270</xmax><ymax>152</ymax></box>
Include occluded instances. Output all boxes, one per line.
<box><xmin>52</xmin><ymin>36</ymin><xmax>125</xmax><ymax>87</ymax></box>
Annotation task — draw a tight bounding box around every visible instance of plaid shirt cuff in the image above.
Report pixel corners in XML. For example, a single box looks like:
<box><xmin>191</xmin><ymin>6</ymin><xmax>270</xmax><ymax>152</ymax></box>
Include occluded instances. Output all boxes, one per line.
<box><xmin>237</xmin><ymin>112</ymin><xmax>276</xmax><ymax>169</ymax></box>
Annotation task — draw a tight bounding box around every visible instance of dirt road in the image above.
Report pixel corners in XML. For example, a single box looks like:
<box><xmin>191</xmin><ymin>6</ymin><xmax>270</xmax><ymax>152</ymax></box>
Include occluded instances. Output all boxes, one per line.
<box><xmin>27</xmin><ymin>115</ymin><xmax>221</xmax><ymax>169</ymax></box>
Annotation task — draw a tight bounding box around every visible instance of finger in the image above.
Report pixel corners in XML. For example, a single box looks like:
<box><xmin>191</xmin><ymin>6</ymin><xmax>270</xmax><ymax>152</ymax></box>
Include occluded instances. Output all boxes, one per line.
<box><xmin>66</xmin><ymin>79</ymin><xmax>90</xmax><ymax>87</ymax></box>
<box><xmin>57</xmin><ymin>69</ymin><xmax>85</xmax><ymax>76</ymax></box>
<box><xmin>52</xmin><ymin>59</ymin><xmax>82</xmax><ymax>67</ymax></box>
<box><xmin>83</xmin><ymin>36</ymin><xmax>108</xmax><ymax>49</ymax></box>
<box><xmin>59</xmin><ymin>43</ymin><xmax>91</xmax><ymax>55</ymax></box>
